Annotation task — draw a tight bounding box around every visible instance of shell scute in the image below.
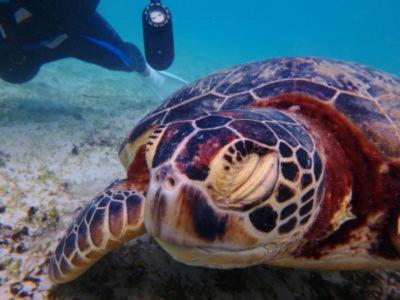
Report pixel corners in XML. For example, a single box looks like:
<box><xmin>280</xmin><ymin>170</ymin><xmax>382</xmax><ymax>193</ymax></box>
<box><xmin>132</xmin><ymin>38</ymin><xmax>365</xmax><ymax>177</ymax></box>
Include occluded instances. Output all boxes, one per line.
<box><xmin>334</xmin><ymin>93</ymin><xmax>400</xmax><ymax>157</ymax></box>
<box><xmin>215</xmin><ymin>61</ymin><xmax>265</xmax><ymax>95</ymax></box>
<box><xmin>220</xmin><ymin>109</ymin><xmax>269</xmax><ymax>121</ymax></box>
<box><xmin>221</xmin><ymin>93</ymin><xmax>256</xmax><ymax>110</ymax></box>
<box><xmin>335</xmin><ymin>93</ymin><xmax>388</xmax><ymax>123</ymax></box>
<box><xmin>164</xmin><ymin>94</ymin><xmax>225</xmax><ymax>123</ymax></box>
<box><xmin>195</xmin><ymin>115</ymin><xmax>232</xmax><ymax>129</ymax></box>
<box><xmin>254</xmin><ymin>79</ymin><xmax>336</xmax><ymax>102</ymax></box>
<box><xmin>379</xmin><ymin>96</ymin><xmax>400</xmax><ymax>127</ymax></box>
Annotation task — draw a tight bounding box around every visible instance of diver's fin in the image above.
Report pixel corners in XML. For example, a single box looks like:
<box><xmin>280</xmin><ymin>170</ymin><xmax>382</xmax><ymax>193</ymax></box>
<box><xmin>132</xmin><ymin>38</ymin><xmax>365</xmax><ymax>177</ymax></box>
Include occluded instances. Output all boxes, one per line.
<box><xmin>49</xmin><ymin>179</ymin><xmax>146</xmax><ymax>284</ymax></box>
<box><xmin>141</xmin><ymin>64</ymin><xmax>187</xmax><ymax>100</ymax></box>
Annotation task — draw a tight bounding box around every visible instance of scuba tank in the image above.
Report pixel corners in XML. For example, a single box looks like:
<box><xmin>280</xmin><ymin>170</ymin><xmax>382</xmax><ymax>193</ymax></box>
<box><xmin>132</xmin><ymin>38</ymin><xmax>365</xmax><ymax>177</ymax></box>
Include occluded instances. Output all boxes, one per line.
<box><xmin>142</xmin><ymin>0</ymin><xmax>174</xmax><ymax>70</ymax></box>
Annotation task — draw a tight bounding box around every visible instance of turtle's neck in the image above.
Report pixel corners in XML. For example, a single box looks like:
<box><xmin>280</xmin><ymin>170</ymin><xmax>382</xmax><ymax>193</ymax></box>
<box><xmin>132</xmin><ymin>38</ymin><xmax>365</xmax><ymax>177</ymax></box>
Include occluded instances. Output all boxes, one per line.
<box><xmin>253</xmin><ymin>93</ymin><xmax>399</xmax><ymax>259</ymax></box>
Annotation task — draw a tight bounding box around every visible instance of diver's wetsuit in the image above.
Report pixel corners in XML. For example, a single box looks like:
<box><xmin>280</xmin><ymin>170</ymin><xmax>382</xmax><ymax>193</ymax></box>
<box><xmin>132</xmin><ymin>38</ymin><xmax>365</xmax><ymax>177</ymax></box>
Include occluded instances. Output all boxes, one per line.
<box><xmin>0</xmin><ymin>0</ymin><xmax>146</xmax><ymax>83</ymax></box>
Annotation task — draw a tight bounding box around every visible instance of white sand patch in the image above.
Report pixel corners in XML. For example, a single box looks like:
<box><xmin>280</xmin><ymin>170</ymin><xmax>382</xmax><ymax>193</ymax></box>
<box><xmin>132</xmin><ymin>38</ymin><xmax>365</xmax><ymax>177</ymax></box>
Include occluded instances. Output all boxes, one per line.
<box><xmin>0</xmin><ymin>60</ymin><xmax>158</xmax><ymax>298</ymax></box>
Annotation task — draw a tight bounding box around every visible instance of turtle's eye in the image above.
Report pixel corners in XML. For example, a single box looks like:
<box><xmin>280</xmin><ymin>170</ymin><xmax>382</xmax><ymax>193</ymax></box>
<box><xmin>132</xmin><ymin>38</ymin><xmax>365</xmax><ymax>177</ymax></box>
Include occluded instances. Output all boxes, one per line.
<box><xmin>206</xmin><ymin>140</ymin><xmax>279</xmax><ymax>210</ymax></box>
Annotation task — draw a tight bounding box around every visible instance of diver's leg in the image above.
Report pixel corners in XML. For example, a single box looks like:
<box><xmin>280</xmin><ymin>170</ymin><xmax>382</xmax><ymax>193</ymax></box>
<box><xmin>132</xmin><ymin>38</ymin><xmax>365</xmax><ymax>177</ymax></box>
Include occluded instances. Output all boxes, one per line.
<box><xmin>66</xmin><ymin>12</ymin><xmax>146</xmax><ymax>73</ymax></box>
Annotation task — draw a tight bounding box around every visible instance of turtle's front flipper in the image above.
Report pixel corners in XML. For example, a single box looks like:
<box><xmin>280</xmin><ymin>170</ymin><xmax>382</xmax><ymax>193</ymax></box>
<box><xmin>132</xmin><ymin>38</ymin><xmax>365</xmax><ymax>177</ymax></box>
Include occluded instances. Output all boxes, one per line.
<box><xmin>49</xmin><ymin>179</ymin><xmax>145</xmax><ymax>284</ymax></box>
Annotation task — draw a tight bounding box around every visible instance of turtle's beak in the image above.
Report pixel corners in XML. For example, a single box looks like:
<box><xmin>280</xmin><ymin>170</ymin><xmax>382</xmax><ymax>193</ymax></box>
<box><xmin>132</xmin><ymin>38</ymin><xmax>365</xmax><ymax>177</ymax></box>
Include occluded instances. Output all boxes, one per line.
<box><xmin>145</xmin><ymin>163</ymin><xmax>227</xmax><ymax>246</ymax></box>
<box><xmin>145</xmin><ymin>163</ymin><xmax>261</xmax><ymax>250</ymax></box>
<box><xmin>144</xmin><ymin>164</ymin><xmax>183</xmax><ymax>242</ymax></box>
<box><xmin>144</xmin><ymin>164</ymin><xmax>267</xmax><ymax>267</ymax></box>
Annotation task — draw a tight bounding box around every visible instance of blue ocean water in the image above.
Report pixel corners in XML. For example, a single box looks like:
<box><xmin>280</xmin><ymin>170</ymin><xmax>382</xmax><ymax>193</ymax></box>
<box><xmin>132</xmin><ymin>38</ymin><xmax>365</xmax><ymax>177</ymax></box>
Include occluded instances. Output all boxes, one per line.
<box><xmin>99</xmin><ymin>0</ymin><xmax>400</xmax><ymax>80</ymax></box>
<box><xmin>1</xmin><ymin>2</ymin><xmax>400</xmax><ymax>298</ymax></box>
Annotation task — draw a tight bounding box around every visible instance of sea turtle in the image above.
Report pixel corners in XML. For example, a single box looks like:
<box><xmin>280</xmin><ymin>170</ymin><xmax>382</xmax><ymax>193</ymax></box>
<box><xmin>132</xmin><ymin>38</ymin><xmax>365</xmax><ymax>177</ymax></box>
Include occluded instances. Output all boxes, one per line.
<box><xmin>49</xmin><ymin>57</ymin><xmax>400</xmax><ymax>284</ymax></box>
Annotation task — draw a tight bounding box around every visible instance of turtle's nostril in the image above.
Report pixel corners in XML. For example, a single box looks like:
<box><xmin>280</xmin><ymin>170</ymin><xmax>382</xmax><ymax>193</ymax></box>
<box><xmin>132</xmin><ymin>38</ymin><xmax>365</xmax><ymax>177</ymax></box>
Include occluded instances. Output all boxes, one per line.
<box><xmin>165</xmin><ymin>177</ymin><xmax>176</xmax><ymax>190</ymax></box>
<box><xmin>153</xmin><ymin>165</ymin><xmax>177</xmax><ymax>189</ymax></box>
<box><xmin>168</xmin><ymin>178</ymin><xmax>175</xmax><ymax>186</ymax></box>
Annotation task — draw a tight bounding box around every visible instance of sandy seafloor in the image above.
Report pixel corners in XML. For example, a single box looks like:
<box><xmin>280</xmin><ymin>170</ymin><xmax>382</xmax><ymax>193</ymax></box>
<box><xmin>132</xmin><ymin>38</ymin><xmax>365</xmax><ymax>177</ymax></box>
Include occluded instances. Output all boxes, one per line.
<box><xmin>1</xmin><ymin>57</ymin><xmax>400</xmax><ymax>300</ymax></box>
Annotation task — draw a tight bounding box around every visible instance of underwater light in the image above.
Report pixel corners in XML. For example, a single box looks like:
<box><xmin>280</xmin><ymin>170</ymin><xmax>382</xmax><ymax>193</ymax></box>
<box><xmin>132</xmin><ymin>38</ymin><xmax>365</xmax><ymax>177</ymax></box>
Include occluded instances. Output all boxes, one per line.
<box><xmin>142</xmin><ymin>0</ymin><xmax>174</xmax><ymax>70</ymax></box>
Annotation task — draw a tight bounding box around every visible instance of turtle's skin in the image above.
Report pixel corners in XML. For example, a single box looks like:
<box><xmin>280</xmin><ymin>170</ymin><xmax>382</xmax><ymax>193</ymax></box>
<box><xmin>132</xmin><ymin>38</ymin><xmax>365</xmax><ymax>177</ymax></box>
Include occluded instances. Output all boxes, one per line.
<box><xmin>49</xmin><ymin>57</ymin><xmax>400</xmax><ymax>283</ymax></box>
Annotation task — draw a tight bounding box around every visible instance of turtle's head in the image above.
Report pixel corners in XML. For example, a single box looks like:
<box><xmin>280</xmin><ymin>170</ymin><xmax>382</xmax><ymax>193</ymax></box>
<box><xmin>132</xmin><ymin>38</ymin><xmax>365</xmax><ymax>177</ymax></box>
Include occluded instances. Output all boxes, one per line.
<box><xmin>144</xmin><ymin>111</ymin><xmax>324</xmax><ymax>267</ymax></box>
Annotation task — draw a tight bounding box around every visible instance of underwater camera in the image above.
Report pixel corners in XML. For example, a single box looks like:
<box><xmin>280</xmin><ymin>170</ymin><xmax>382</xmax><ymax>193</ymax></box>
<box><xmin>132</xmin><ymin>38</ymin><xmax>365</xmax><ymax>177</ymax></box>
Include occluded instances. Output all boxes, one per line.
<box><xmin>142</xmin><ymin>0</ymin><xmax>174</xmax><ymax>70</ymax></box>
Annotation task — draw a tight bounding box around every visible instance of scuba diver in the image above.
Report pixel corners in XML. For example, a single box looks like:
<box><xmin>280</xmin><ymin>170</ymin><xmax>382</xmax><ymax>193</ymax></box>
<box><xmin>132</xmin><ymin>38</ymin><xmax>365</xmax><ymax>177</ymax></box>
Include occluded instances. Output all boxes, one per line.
<box><xmin>0</xmin><ymin>0</ymin><xmax>186</xmax><ymax>99</ymax></box>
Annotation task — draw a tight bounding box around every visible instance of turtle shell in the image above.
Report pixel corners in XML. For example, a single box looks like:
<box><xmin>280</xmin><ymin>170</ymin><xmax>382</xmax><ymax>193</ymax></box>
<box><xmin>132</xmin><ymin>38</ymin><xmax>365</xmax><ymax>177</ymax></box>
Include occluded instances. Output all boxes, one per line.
<box><xmin>120</xmin><ymin>57</ymin><xmax>400</xmax><ymax>167</ymax></box>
